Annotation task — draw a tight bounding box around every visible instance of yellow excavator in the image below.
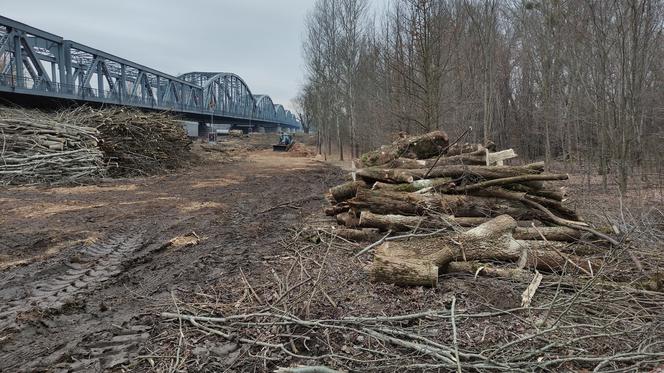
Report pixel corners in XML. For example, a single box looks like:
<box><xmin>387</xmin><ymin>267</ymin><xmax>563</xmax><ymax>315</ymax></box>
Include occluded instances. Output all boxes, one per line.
<box><xmin>272</xmin><ymin>133</ymin><xmax>294</xmax><ymax>152</ymax></box>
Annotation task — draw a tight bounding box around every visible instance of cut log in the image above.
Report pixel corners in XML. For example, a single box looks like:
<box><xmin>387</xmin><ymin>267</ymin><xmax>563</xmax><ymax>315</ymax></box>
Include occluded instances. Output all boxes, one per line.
<box><xmin>369</xmin><ymin>244</ymin><xmax>438</xmax><ymax>286</ymax></box>
<box><xmin>446</xmin><ymin>262</ymin><xmax>663</xmax><ymax>293</ymax></box>
<box><xmin>356</xmin><ymin>131</ymin><xmax>450</xmax><ymax>168</ymax></box>
<box><xmin>424</xmin><ymin>164</ymin><xmax>543</xmax><ymax>180</ymax></box>
<box><xmin>355</xmin><ymin>168</ymin><xmax>416</xmax><ymax>184</ymax></box>
<box><xmin>336</xmin><ymin>212</ymin><xmax>360</xmax><ymax>228</ymax></box>
<box><xmin>329</xmin><ymin>181</ymin><xmax>366</xmax><ymax>203</ymax></box>
<box><xmin>349</xmin><ymin>189</ymin><xmax>430</xmax><ymax>215</ymax></box>
<box><xmin>445</xmin><ymin>261</ymin><xmax>533</xmax><ymax>282</ymax></box>
<box><xmin>359</xmin><ymin>211</ymin><xmax>452</xmax><ymax>232</ymax></box>
<box><xmin>324</xmin><ymin>204</ymin><xmax>350</xmax><ymax>216</ymax></box>
<box><xmin>513</xmin><ymin>226</ymin><xmax>582</xmax><ymax>241</ymax></box>
<box><xmin>349</xmin><ymin>189</ymin><xmax>530</xmax><ymax>219</ymax></box>
<box><xmin>525</xmin><ymin>162</ymin><xmax>546</xmax><ymax>172</ymax></box>
<box><xmin>446</xmin><ymin>143</ymin><xmax>485</xmax><ymax>156</ymax></box>
<box><xmin>464</xmin><ymin>214</ymin><xmax>517</xmax><ymax>239</ymax></box>
<box><xmin>349</xmin><ymin>189</ymin><xmax>492</xmax><ymax>216</ymax></box>
<box><xmin>472</xmin><ymin>188</ymin><xmax>583</xmax><ymax>223</ymax></box>
<box><xmin>505</xmin><ymin>184</ymin><xmax>567</xmax><ymax>202</ymax></box>
<box><xmin>356</xmin><ymin>164</ymin><xmax>543</xmax><ymax>184</ymax></box>
<box><xmin>441</xmin><ymin>173</ymin><xmax>569</xmax><ymax>193</ymax></box>
<box><xmin>368</xmin><ymin>215</ymin><xmax>599</xmax><ymax>286</ymax></box>
<box><xmin>386</xmin><ymin>154</ymin><xmax>486</xmax><ymax>169</ymax></box>
<box><xmin>372</xmin><ymin>178</ymin><xmax>453</xmax><ymax>192</ymax></box>
<box><xmin>332</xmin><ymin>228</ymin><xmax>383</xmax><ymax>242</ymax></box>
<box><xmin>524</xmin><ymin>194</ymin><xmax>580</xmax><ymax>221</ymax></box>
<box><xmin>359</xmin><ymin>211</ymin><xmax>499</xmax><ymax>232</ymax></box>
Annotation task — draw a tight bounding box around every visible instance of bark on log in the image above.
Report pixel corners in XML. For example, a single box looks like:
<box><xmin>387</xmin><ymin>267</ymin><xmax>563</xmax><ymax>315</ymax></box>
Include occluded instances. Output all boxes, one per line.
<box><xmin>474</xmin><ymin>188</ymin><xmax>591</xmax><ymax>226</ymax></box>
<box><xmin>524</xmin><ymin>194</ymin><xmax>580</xmax><ymax>221</ymax></box>
<box><xmin>445</xmin><ymin>262</ymin><xmax>663</xmax><ymax>293</ymax></box>
<box><xmin>525</xmin><ymin>162</ymin><xmax>546</xmax><ymax>172</ymax></box>
<box><xmin>329</xmin><ymin>181</ymin><xmax>367</xmax><ymax>203</ymax></box>
<box><xmin>505</xmin><ymin>184</ymin><xmax>567</xmax><ymax>202</ymax></box>
<box><xmin>324</xmin><ymin>204</ymin><xmax>350</xmax><ymax>216</ymax></box>
<box><xmin>356</xmin><ymin>131</ymin><xmax>450</xmax><ymax>168</ymax></box>
<box><xmin>445</xmin><ymin>261</ymin><xmax>533</xmax><ymax>282</ymax></box>
<box><xmin>336</xmin><ymin>212</ymin><xmax>360</xmax><ymax>228</ymax></box>
<box><xmin>386</xmin><ymin>154</ymin><xmax>486</xmax><ymax>169</ymax></box>
<box><xmin>463</xmin><ymin>214</ymin><xmax>517</xmax><ymax>239</ymax></box>
<box><xmin>513</xmin><ymin>226</ymin><xmax>582</xmax><ymax>241</ymax></box>
<box><xmin>359</xmin><ymin>211</ymin><xmax>452</xmax><ymax>232</ymax></box>
<box><xmin>372</xmin><ymin>178</ymin><xmax>453</xmax><ymax>192</ymax></box>
<box><xmin>350</xmin><ymin>189</ymin><xmax>499</xmax><ymax>216</ymax></box>
<box><xmin>424</xmin><ymin>164</ymin><xmax>543</xmax><ymax>180</ymax></box>
<box><xmin>368</xmin><ymin>215</ymin><xmax>598</xmax><ymax>286</ymax></box>
<box><xmin>369</xmin><ymin>243</ymin><xmax>439</xmax><ymax>286</ymax></box>
<box><xmin>355</xmin><ymin>168</ymin><xmax>416</xmax><ymax>184</ymax></box>
<box><xmin>446</xmin><ymin>143</ymin><xmax>485</xmax><ymax>156</ymax></box>
<box><xmin>357</xmin><ymin>165</ymin><xmax>543</xmax><ymax>184</ymax></box>
<box><xmin>332</xmin><ymin>228</ymin><xmax>383</xmax><ymax>242</ymax></box>
<box><xmin>441</xmin><ymin>173</ymin><xmax>569</xmax><ymax>193</ymax></box>
<box><xmin>349</xmin><ymin>189</ymin><xmax>531</xmax><ymax>219</ymax></box>
<box><xmin>472</xmin><ymin>188</ymin><xmax>582</xmax><ymax>222</ymax></box>
<box><xmin>358</xmin><ymin>211</ymin><xmax>542</xmax><ymax>232</ymax></box>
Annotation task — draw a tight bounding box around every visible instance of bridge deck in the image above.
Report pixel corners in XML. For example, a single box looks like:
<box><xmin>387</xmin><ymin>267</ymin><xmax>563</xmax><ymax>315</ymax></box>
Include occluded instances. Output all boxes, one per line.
<box><xmin>0</xmin><ymin>16</ymin><xmax>299</xmax><ymax>130</ymax></box>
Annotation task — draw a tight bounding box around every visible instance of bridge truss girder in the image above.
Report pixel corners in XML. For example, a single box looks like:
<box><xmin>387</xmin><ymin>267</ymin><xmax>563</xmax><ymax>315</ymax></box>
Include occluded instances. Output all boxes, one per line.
<box><xmin>0</xmin><ymin>15</ymin><xmax>300</xmax><ymax>129</ymax></box>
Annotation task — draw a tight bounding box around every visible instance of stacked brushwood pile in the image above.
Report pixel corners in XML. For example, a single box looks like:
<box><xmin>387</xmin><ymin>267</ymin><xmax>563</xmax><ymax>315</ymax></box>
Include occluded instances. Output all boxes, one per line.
<box><xmin>0</xmin><ymin>108</ymin><xmax>105</xmax><ymax>185</ymax></box>
<box><xmin>66</xmin><ymin>107</ymin><xmax>192</xmax><ymax>177</ymax></box>
<box><xmin>325</xmin><ymin>131</ymin><xmax>618</xmax><ymax>287</ymax></box>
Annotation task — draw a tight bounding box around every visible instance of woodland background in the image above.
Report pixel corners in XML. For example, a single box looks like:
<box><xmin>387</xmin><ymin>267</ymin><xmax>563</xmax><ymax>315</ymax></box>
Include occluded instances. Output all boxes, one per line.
<box><xmin>296</xmin><ymin>0</ymin><xmax>664</xmax><ymax>192</ymax></box>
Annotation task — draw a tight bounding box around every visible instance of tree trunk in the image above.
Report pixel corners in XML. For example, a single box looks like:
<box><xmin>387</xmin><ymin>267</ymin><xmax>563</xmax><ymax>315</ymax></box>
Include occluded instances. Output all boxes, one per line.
<box><xmin>368</xmin><ymin>215</ymin><xmax>598</xmax><ymax>287</ymax></box>
<box><xmin>356</xmin><ymin>164</ymin><xmax>542</xmax><ymax>184</ymax></box>
<box><xmin>513</xmin><ymin>226</ymin><xmax>582</xmax><ymax>241</ymax></box>
<box><xmin>356</xmin><ymin>130</ymin><xmax>450</xmax><ymax>168</ymax></box>
<box><xmin>371</xmin><ymin>178</ymin><xmax>453</xmax><ymax>192</ymax></box>
<box><xmin>348</xmin><ymin>189</ymin><xmax>536</xmax><ymax>219</ymax></box>
<box><xmin>386</xmin><ymin>154</ymin><xmax>487</xmax><ymax>169</ymax></box>
<box><xmin>369</xmin><ymin>243</ymin><xmax>439</xmax><ymax>287</ymax></box>
<box><xmin>329</xmin><ymin>180</ymin><xmax>367</xmax><ymax>203</ymax></box>
<box><xmin>336</xmin><ymin>212</ymin><xmax>359</xmax><ymax>228</ymax></box>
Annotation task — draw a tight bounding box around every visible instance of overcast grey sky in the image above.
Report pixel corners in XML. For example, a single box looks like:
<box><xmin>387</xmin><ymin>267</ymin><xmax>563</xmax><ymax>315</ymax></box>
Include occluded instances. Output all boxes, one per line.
<box><xmin>1</xmin><ymin>0</ymin><xmax>316</xmax><ymax>111</ymax></box>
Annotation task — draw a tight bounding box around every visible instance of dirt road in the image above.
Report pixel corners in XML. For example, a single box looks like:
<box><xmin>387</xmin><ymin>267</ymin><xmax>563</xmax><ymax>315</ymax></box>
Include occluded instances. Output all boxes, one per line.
<box><xmin>0</xmin><ymin>150</ymin><xmax>343</xmax><ymax>372</ymax></box>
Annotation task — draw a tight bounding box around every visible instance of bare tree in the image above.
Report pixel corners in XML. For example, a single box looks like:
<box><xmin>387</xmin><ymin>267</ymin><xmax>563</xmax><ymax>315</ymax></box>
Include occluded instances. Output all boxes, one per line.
<box><xmin>298</xmin><ymin>0</ymin><xmax>664</xmax><ymax>190</ymax></box>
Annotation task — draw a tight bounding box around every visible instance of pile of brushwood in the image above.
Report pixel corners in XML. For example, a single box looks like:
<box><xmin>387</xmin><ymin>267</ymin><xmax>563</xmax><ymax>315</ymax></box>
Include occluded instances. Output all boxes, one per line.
<box><xmin>0</xmin><ymin>108</ymin><xmax>105</xmax><ymax>185</ymax></box>
<box><xmin>325</xmin><ymin>130</ymin><xmax>638</xmax><ymax>287</ymax></box>
<box><xmin>0</xmin><ymin>106</ymin><xmax>193</xmax><ymax>184</ymax></box>
<box><xmin>67</xmin><ymin>107</ymin><xmax>192</xmax><ymax>177</ymax></box>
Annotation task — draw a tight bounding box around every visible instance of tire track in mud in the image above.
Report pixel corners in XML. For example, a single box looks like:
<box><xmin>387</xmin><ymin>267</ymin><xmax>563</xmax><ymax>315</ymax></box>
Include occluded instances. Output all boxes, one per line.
<box><xmin>0</xmin><ymin>229</ymin><xmax>152</xmax><ymax>371</ymax></box>
<box><xmin>0</xmin><ymin>229</ymin><xmax>145</xmax><ymax>331</ymax></box>
<box><xmin>61</xmin><ymin>325</ymin><xmax>151</xmax><ymax>372</ymax></box>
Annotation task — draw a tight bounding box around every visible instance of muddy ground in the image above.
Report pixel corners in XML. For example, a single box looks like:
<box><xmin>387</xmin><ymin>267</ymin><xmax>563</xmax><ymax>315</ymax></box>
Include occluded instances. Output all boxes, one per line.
<box><xmin>0</xmin><ymin>149</ymin><xmax>344</xmax><ymax>372</ymax></box>
<box><xmin>1</xmin><ymin>145</ymin><xmax>663</xmax><ymax>372</ymax></box>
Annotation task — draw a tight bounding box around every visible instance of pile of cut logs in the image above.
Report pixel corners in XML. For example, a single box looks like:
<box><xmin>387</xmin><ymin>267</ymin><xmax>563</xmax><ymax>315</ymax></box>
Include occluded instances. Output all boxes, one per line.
<box><xmin>325</xmin><ymin>131</ymin><xmax>614</xmax><ymax>286</ymax></box>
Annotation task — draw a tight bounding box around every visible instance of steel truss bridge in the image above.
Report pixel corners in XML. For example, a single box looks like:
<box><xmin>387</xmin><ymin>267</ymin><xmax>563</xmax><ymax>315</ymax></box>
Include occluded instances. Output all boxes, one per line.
<box><xmin>0</xmin><ymin>15</ymin><xmax>299</xmax><ymax>131</ymax></box>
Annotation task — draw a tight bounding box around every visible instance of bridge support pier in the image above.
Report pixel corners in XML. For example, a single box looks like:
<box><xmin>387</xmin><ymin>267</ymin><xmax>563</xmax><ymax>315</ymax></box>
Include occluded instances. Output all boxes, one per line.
<box><xmin>198</xmin><ymin>122</ymin><xmax>210</xmax><ymax>139</ymax></box>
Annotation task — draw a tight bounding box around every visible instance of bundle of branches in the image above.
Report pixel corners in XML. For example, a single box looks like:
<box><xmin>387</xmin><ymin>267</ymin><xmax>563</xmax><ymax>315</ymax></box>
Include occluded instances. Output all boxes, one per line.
<box><xmin>324</xmin><ymin>131</ymin><xmax>626</xmax><ymax>287</ymax></box>
<box><xmin>0</xmin><ymin>108</ymin><xmax>105</xmax><ymax>185</ymax></box>
<box><xmin>64</xmin><ymin>107</ymin><xmax>192</xmax><ymax>177</ymax></box>
<box><xmin>156</xmin><ymin>227</ymin><xmax>664</xmax><ymax>372</ymax></box>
